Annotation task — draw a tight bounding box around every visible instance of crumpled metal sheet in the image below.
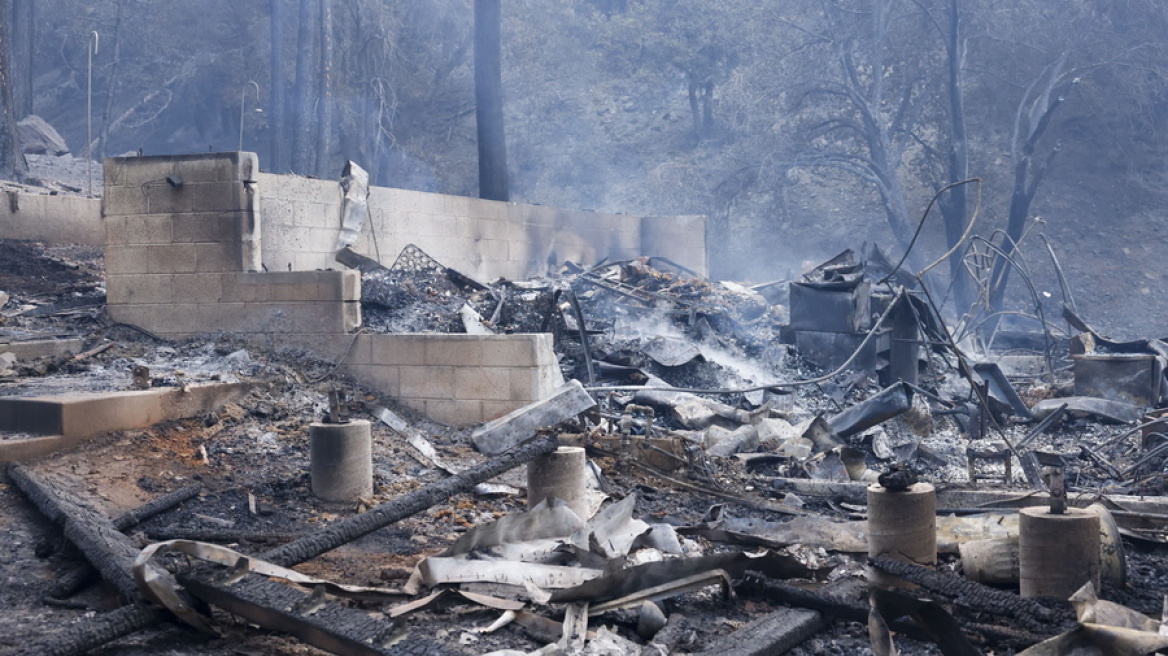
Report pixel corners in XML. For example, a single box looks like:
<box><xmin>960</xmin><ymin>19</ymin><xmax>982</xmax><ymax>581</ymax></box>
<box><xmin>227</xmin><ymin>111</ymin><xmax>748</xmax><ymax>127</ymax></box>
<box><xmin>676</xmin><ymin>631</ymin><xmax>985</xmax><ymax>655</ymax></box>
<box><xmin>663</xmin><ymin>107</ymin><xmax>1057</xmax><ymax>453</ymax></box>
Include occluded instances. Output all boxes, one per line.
<box><xmin>443</xmin><ymin>498</ymin><xmax>585</xmax><ymax>557</ymax></box>
<box><xmin>1033</xmin><ymin>396</ymin><xmax>1143</xmax><ymax>424</ymax></box>
<box><xmin>828</xmin><ymin>382</ymin><xmax>913</xmax><ymax>438</ymax></box>
<box><xmin>335</xmin><ymin>161</ymin><xmax>369</xmax><ymax>250</ymax></box>
<box><xmin>549</xmin><ymin>550</ymin><xmax>816</xmax><ymax>604</ymax></box>
<box><xmin>133</xmin><ymin>539</ymin><xmax>409</xmax><ymax>632</ymax></box>
<box><xmin>1017</xmin><ymin>582</ymin><xmax>1168</xmax><ymax>656</ymax></box>
<box><xmin>418</xmin><ymin>557</ymin><xmax>603</xmax><ymax>590</ymax></box>
<box><xmin>642</xmin><ymin>335</ymin><xmax>702</xmax><ymax>367</ymax></box>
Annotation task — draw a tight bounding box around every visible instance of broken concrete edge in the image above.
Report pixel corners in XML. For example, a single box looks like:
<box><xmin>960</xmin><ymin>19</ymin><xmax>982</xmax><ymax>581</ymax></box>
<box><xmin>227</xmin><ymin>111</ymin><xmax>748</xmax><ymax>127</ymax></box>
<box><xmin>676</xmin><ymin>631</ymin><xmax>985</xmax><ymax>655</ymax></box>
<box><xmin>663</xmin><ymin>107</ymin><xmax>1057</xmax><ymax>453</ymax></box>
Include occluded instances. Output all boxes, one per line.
<box><xmin>471</xmin><ymin>379</ymin><xmax>596</xmax><ymax>455</ymax></box>
<box><xmin>0</xmin><ymin>338</ymin><xmax>85</xmax><ymax>361</ymax></box>
<box><xmin>0</xmin><ymin>381</ymin><xmax>256</xmax><ymax>463</ymax></box>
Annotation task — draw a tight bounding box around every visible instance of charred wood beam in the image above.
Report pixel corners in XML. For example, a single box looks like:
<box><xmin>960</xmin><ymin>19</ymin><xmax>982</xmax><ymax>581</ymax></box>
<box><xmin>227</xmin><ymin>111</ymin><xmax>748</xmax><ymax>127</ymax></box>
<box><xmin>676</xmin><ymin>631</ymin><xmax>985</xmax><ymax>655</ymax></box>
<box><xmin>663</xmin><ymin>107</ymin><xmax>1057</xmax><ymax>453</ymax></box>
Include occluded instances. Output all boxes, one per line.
<box><xmin>179</xmin><ymin>571</ymin><xmax>465</xmax><ymax>656</ymax></box>
<box><xmin>868</xmin><ymin>557</ymin><xmax>1068</xmax><ymax>634</ymax></box>
<box><xmin>736</xmin><ymin>573</ymin><xmax>932</xmax><ymax>642</ymax></box>
<box><xmin>46</xmin><ymin>484</ymin><xmax>200</xmax><ymax>600</ymax></box>
<box><xmin>689</xmin><ymin>606</ymin><xmax>825</xmax><ymax>656</ymax></box>
<box><xmin>263</xmin><ymin>434</ymin><xmax>557</xmax><ymax>567</ymax></box>
<box><xmin>143</xmin><ymin>528</ymin><xmax>302</xmax><ymax>544</ymax></box>
<box><xmin>12</xmin><ymin>436</ymin><xmax>557</xmax><ymax>655</ymax></box>
<box><xmin>9</xmin><ymin>464</ymin><xmax>176</xmax><ymax>656</ymax></box>
<box><xmin>9</xmin><ymin>464</ymin><xmax>143</xmax><ymax>601</ymax></box>
<box><xmin>16</xmin><ymin>603</ymin><xmax>165</xmax><ymax>656</ymax></box>
<box><xmin>44</xmin><ymin>564</ymin><xmax>98</xmax><ymax>600</ymax></box>
<box><xmin>111</xmin><ymin>484</ymin><xmax>201</xmax><ymax>531</ymax></box>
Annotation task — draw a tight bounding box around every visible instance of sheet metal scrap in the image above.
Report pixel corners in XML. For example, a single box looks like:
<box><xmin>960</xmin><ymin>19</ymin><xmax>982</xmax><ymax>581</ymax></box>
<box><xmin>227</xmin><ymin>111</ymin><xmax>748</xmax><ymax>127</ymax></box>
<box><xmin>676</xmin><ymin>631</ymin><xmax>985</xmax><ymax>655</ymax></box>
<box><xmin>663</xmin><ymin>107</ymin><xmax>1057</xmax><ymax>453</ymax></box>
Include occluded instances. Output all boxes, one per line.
<box><xmin>1072</xmin><ymin>353</ymin><xmax>1163</xmax><ymax>407</ymax></box>
<box><xmin>827</xmin><ymin>381</ymin><xmax>913</xmax><ymax>438</ymax></box>
<box><xmin>1017</xmin><ymin>582</ymin><xmax>1168</xmax><ymax>656</ymax></box>
<box><xmin>550</xmin><ymin>551</ymin><xmax>819</xmax><ymax>605</ymax></box>
<box><xmin>789</xmin><ymin>249</ymin><xmax>871</xmax><ymax>334</ymax></box>
<box><xmin>1031</xmin><ymin>396</ymin><xmax>1143</xmax><ymax>424</ymax></box>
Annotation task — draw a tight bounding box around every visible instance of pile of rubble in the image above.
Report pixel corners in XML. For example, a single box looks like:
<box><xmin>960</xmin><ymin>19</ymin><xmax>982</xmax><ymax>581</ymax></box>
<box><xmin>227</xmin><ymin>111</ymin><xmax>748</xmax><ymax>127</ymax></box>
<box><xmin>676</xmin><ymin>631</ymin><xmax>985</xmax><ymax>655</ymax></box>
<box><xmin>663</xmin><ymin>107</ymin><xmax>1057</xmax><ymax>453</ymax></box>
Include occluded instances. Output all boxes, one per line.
<box><xmin>1</xmin><ymin>240</ymin><xmax>1167</xmax><ymax>656</ymax></box>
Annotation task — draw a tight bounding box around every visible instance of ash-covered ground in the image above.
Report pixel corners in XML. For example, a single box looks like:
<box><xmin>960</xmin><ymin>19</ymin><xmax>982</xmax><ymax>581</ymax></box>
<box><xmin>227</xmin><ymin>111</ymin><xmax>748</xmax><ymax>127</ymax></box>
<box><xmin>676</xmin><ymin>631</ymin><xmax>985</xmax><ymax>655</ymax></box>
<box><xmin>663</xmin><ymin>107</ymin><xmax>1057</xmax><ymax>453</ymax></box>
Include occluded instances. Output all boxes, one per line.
<box><xmin>0</xmin><ymin>240</ymin><xmax>1166</xmax><ymax>656</ymax></box>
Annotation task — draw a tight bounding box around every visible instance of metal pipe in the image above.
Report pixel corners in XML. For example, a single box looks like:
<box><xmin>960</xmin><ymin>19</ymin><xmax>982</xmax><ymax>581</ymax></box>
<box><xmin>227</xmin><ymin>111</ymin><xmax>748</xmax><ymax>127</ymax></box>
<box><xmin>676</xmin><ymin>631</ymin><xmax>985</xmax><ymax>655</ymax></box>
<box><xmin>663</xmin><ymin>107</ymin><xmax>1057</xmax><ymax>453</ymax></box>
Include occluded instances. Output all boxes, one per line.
<box><xmin>86</xmin><ymin>31</ymin><xmax>99</xmax><ymax>197</ymax></box>
<box><xmin>238</xmin><ymin>80</ymin><xmax>260</xmax><ymax>152</ymax></box>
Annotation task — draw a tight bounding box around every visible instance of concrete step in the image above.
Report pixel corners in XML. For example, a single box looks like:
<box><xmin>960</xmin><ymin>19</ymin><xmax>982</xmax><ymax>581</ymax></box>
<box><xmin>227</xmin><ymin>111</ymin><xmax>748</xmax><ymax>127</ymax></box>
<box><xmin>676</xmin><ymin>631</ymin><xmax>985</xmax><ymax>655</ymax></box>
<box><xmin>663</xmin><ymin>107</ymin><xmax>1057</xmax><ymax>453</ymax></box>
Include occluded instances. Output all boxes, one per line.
<box><xmin>0</xmin><ymin>381</ymin><xmax>252</xmax><ymax>462</ymax></box>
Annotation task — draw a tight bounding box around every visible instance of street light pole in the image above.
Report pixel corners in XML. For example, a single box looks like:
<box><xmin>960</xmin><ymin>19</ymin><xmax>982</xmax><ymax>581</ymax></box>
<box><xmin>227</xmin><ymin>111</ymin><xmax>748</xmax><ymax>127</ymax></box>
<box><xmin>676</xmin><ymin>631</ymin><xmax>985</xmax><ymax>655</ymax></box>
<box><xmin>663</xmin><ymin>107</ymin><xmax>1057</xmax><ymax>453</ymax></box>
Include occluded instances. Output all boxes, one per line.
<box><xmin>238</xmin><ymin>81</ymin><xmax>260</xmax><ymax>152</ymax></box>
<box><xmin>86</xmin><ymin>31</ymin><xmax>99</xmax><ymax>197</ymax></box>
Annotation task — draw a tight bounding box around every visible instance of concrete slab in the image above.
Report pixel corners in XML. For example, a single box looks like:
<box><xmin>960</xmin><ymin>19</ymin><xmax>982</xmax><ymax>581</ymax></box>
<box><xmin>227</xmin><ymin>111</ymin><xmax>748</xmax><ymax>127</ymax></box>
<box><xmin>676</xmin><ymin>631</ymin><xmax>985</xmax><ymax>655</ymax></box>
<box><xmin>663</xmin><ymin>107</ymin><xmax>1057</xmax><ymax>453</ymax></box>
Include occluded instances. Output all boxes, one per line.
<box><xmin>472</xmin><ymin>379</ymin><xmax>596</xmax><ymax>454</ymax></box>
<box><xmin>0</xmin><ymin>382</ymin><xmax>253</xmax><ymax>462</ymax></box>
<box><xmin>0</xmin><ymin>339</ymin><xmax>84</xmax><ymax>360</ymax></box>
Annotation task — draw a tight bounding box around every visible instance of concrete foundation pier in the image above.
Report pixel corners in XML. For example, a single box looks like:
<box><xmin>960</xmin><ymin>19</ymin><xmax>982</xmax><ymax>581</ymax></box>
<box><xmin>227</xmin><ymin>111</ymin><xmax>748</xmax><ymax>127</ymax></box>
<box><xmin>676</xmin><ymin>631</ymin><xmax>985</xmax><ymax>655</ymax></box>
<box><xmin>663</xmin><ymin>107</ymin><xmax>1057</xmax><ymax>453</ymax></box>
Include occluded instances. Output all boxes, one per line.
<box><xmin>527</xmin><ymin>446</ymin><xmax>588</xmax><ymax>519</ymax></box>
<box><xmin>309</xmin><ymin>420</ymin><xmax>373</xmax><ymax>502</ymax></box>
<box><xmin>1019</xmin><ymin>506</ymin><xmax>1100</xmax><ymax>599</ymax></box>
<box><xmin>867</xmin><ymin>482</ymin><xmax>936</xmax><ymax>589</ymax></box>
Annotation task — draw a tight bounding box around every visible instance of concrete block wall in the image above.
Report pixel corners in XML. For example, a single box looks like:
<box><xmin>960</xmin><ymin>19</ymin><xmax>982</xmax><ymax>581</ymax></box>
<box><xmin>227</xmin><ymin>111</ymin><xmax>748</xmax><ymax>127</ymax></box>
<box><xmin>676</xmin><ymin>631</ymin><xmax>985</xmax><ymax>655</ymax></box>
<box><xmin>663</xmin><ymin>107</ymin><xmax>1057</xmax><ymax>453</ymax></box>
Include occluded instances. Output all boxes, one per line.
<box><xmin>257</xmin><ymin>173</ymin><xmax>707</xmax><ymax>281</ymax></box>
<box><xmin>342</xmin><ymin>333</ymin><xmax>563</xmax><ymax>426</ymax></box>
<box><xmin>0</xmin><ymin>191</ymin><xmax>103</xmax><ymax>244</ymax></box>
<box><xmin>103</xmin><ymin>153</ymin><xmax>360</xmax><ymax>344</ymax></box>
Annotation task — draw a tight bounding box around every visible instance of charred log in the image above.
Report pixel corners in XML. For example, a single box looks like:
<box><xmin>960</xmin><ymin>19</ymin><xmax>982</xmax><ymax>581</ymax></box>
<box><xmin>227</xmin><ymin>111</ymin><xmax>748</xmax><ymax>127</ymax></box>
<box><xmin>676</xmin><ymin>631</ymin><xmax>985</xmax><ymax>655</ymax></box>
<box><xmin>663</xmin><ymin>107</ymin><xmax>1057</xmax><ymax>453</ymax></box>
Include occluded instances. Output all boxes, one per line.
<box><xmin>264</xmin><ymin>434</ymin><xmax>556</xmax><ymax>566</ymax></box>
<box><xmin>868</xmin><ymin>557</ymin><xmax>1069</xmax><ymax>633</ymax></box>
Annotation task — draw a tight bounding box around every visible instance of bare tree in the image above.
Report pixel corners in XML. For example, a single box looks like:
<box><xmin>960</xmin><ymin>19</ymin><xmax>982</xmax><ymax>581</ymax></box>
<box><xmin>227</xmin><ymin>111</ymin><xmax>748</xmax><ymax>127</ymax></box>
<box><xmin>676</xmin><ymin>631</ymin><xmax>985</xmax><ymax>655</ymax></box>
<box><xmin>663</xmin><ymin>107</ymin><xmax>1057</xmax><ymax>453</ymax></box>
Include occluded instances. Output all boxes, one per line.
<box><xmin>291</xmin><ymin>0</ymin><xmax>316</xmax><ymax>174</ymax></box>
<box><xmin>268</xmin><ymin>0</ymin><xmax>287</xmax><ymax>172</ymax></box>
<box><xmin>0</xmin><ymin>0</ymin><xmax>29</xmax><ymax>181</ymax></box>
<box><xmin>794</xmin><ymin>0</ymin><xmax>932</xmax><ymax>250</ymax></box>
<box><xmin>314</xmin><ymin>0</ymin><xmax>334</xmax><ymax>176</ymax></box>
<box><xmin>11</xmin><ymin>0</ymin><xmax>32</xmax><ymax>118</ymax></box>
<box><xmin>474</xmin><ymin>0</ymin><xmax>508</xmax><ymax>201</ymax></box>
<box><xmin>985</xmin><ymin>53</ymin><xmax>1072</xmax><ymax>322</ymax></box>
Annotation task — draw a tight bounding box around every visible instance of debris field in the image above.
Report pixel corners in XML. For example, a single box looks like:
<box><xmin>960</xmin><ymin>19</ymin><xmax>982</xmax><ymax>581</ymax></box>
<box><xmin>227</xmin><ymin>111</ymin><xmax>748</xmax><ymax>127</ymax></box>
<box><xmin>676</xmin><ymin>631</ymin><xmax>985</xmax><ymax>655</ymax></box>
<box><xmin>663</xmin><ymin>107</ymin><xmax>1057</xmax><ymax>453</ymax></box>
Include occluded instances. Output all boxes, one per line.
<box><xmin>1</xmin><ymin>237</ymin><xmax>1168</xmax><ymax>656</ymax></box>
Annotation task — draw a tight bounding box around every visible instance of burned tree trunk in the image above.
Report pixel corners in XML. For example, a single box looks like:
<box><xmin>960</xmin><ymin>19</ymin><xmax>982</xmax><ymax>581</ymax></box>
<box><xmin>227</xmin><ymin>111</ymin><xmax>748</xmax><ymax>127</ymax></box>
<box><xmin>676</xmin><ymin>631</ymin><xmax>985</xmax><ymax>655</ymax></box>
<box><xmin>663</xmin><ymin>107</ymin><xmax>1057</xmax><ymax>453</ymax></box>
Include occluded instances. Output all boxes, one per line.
<box><xmin>939</xmin><ymin>0</ymin><xmax>974</xmax><ymax>316</ymax></box>
<box><xmin>268</xmin><ymin>0</ymin><xmax>287</xmax><ymax>172</ymax></box>
<box><xmin>290</xmin><ymin>0</ymin><xmax>316</xmax><ymax>174</ymax></box>
<box><xmin>986</xmin><ymin>54</ymin><xmax>1070</xmax><ymax>331</ymax></box>
<box><xmin>0</xmin><ymin>0</ymin><xmax>29</xmax><ymax>181</ymax></box>
<box><xmin>11</xmin><ymin>0</ymin><xmax>32</xmax><ymax>118</ymax></box>
<box><xmin>474</xmin><ymin>0</ymin><xmax>509</xmax><ymax>201</ymax></box>
<box><xmin>313</xmin><ymin>0</ymin><xmax>334</xmax><ymax>176</ymax></box>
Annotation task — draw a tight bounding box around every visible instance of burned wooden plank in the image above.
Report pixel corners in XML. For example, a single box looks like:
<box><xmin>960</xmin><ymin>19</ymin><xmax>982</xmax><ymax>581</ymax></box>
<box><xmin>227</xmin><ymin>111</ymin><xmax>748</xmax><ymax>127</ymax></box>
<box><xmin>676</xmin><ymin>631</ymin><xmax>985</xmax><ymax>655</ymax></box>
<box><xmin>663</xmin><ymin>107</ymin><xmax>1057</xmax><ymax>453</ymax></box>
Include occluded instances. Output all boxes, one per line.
<box><xmin>180</xmin><ymin>571</ymin><xmax>465</xmax><ymax>656</ymax></box>
<box><xmin>143</xmin><ymin>527</ymin><xmax>303</xmax><ymax>544</ymax></box>
<box><xmin>13</xmin><ymin>435</ymin><xmax>557</xmax><ymax>655</ymax></box>
<box><xmin>111</xmin><ymin>484</ymin><xmax>201</xmax><ymax>531</ymax></box>
<box><xmin>690</xmin><ymin>606</ymin><xmax>825</xmax><ymax>656</ymax></box>
<box><xmin>736</xmin><ymin>573</ymin><xmax>931</xmax><ymax>642</ymax></box>
<box><xmin>46</xmin><ymin>484</ymin><xmax>200</xmax><ymax>600</ymax></box>
<box><xmin>868</xmin><ymin>556</ymin><xmax>1068</xmax><ymax>634</ymax></box>
<box><xmin>15</xmin><ymin>603</ymin><xmax>165</xmax><ymax>656</ymax></box>
<box><xmin>263</xmin><ymin>433</ymin><xmax>557</xmax><ymax>567</ymax></box>
<box><xmin>8</xmin><ymin>464</ymin><xmax>142</xmax><ymax>601</ymax></box>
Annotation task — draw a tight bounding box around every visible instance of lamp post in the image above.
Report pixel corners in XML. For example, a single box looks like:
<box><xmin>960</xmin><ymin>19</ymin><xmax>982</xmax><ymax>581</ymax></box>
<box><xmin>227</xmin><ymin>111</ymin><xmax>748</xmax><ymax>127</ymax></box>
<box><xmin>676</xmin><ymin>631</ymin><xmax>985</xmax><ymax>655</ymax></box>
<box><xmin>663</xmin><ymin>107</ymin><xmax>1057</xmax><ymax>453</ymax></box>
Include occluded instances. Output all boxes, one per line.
<box><xmin>86</xmin><ymin>31</ymin><xmax>99</xmax><ymax>197</ymax></box>
<box><xmin>238</xmin><ymin>81</ymin><xmax>260</xmax><ymax>152</ymax></box>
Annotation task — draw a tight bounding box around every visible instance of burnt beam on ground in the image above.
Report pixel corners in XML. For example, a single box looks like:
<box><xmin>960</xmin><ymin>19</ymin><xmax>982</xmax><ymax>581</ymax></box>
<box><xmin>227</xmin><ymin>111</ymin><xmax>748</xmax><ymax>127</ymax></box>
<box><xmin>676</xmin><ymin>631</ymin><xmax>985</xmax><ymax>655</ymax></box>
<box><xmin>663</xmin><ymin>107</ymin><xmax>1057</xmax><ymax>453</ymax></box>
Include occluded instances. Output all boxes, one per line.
<box><xmin>45</xmin><ymin>484</ymin><xmax>200</xmax><ymax>600</ymax></box>
<box><xmin>9</xmin><ymin>436</ymin><xmax>558</xmax><ymax>655</ymax></box>
<box><xmin>868</xmin><ymin>557</ymin><xmax>1069</xmax><ymax>634</ymax></box>
<box><xmin>262</xmin><ymin>433</ymin><xmax>557</xmax><ymax>567</ymax></box>
<box><xmin>689</xmin><ymin>606</ymin><xmax>825</xmax><ymax>656</ymax></box>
